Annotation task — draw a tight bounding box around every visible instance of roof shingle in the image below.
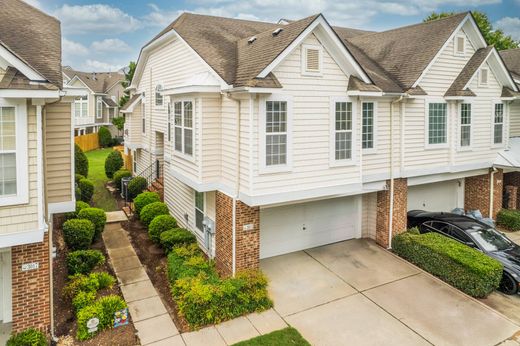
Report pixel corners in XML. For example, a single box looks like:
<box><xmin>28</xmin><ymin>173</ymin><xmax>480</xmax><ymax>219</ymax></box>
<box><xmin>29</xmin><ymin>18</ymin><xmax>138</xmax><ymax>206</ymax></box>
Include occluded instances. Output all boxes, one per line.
<box><xmin>445</xmin><ymin>46</ymin><xmax>493</xmax><ymax>97</ymax></box>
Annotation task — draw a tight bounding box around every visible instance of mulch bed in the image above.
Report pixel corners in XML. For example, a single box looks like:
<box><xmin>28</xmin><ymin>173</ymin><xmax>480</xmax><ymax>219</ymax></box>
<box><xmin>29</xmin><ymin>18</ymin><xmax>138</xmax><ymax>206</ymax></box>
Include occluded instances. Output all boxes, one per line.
<box><xmin>53</xmin><ymin>217</ymin><xmax>139</xmax><ymax>345</ymax></box>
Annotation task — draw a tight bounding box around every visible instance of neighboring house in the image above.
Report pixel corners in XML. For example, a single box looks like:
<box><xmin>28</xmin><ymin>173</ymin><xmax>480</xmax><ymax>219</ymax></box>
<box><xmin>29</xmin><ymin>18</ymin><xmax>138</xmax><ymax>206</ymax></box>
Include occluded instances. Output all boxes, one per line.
<box><xmin>0</xmin><ymin>0</ymin><xmax>76</xmax><ymax>338</ymax></box>
<box><xmin>122</xmin><ymin>12</ymin><xmax>520</xmax><ymax>277</ymax></box>
<box><xmin>63</xmin><ymin>67</ymin><xmax>124</xmax><ymax>136</ymax></box>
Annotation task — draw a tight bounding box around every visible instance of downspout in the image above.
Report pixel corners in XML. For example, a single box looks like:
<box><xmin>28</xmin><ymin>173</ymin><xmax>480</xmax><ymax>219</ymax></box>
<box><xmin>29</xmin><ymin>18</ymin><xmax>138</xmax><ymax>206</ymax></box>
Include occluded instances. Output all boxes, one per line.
<box><xmin>388</xmin><ymin>96</ymin><xmax>404</xmax><ymax>249</ymax></box>
<box><xmin>233</xmin><ymin>98</ymin><xmax>242</xmax><ymax>276</ymax></box>
<box><xmin>490</xmin><ymin>167</ymin><xmax>497</xmax><ymax>218</ymax></box>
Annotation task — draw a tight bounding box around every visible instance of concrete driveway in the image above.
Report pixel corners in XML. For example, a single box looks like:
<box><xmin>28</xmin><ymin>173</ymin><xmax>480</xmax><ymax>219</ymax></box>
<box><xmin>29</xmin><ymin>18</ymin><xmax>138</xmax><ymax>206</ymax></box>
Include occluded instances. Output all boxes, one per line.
<box><xmin>261</xmin><ymin>239</ymin><xmax>520</xmax><ymax>346</ymax></box>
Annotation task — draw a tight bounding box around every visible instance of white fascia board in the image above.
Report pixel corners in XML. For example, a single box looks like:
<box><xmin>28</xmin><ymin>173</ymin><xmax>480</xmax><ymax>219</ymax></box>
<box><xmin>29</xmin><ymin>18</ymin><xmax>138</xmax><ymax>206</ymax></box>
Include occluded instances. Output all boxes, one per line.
<box><xmin>347</xmin><ymin>90</ymin><xmax>384</xmax><ymax>97</ymax></box>
<box><xmin>121</xmin><ymin>93</ymin><xmax>143</xmax><ymax>113</ymax></box>
<box><xmin>462</xmin><ymin>48</ymin><xmax>517</xmax><ymax>91</ymax></box>
<box><xmin>256</xmin><ymin>15</ymin><xmax>371</xmax><ymax>84</ymax></box>
<box><xmin>162</xmin><ymin>85</ymin><xmax>221</xmax><ymax>95</ymax></box>
<box><xmin>0</xmin><ymin>227</ymin><xmax>45</xmax><ymax>248</ymax></box>
<box><xmin>0</xmin><ymin>43</ymin><xmax>46</xmax><ymax>82</ymax></box>
<box><xmin>62</xmin><ymin>86</ymin><xmax>89</xmax><ymax>97</ymax></box>
<box><xmin>222</xmin><ymin>87</ymin><xmax>282</xmax><ymax>94</ymax></box>
<box><xmin>0</xmin><ymin>89</ymin><xmax>60</xmax><ymax>98</ymax></box>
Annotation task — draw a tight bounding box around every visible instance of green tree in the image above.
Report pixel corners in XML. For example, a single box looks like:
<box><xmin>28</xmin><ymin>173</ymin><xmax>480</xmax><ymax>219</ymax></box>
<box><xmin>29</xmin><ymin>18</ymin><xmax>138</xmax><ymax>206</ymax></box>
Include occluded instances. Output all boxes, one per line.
<box><xmin>111</xmin><ymin>116</ymin><xmax>125</xmax><ymax>136</ymax></box>
<box><xmin>424</xmin><ymin>11</ymin><xmax>519</xmax><ymax>51</ymax></box>
<box><xmin>118</xmin><ymin>61</ymin><xmax>137</xmax><ymax>107</ymax></box>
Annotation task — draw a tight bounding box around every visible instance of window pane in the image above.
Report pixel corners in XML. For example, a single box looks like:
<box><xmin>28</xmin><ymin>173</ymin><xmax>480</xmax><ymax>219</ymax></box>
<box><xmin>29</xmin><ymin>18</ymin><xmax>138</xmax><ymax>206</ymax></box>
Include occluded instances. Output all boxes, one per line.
<box><xmin>494</xmin><ymin>124</ymin><xmax>503</xmax><ymax>144</ymax></box>
<box><xmin>494</xmin><ymin>104</ymin><xmax>504</xmax><ymax>144</ymax></box>
<box><xmin>461</xmin><ymin>126</ymin><xmax>471</xmax><ymax>147</ymax></box>
<box><xmin>362</xmin><ymin>102</ymin><xmax>374</xmax><ymax>149</ymax></box>
<box><xmin>335</xmin><ymin>102</ymin><xmax>352</xmax><ymax>131</ymax></box>
<box><xmin>335</xmin><ymin>132</ymin><xmax>352</xmax><ymax>160</ymax></box>
<box><xmin>0</xmin><ymin>153</ymin><xmax>17</xmax><ymax>196</ymax></box>
<box><xmin>428</xmin><ymin>103</ymin><xmax>447</xmax><ymax>144</ymax></box>
<box><xmin>195</xmin><ymin>191</ymin><xmax>204</xmax><ymax>231</ymax></box>
<box><xmin>266</xmin><ymin>101</ymin><xmax>287</xmax><ymax>133</ymax></box>
<box><xmin>266</xmin><ymin>134</ymin><xmax>287</xmax><ymax>166</ymax></box>
<box><xmin>195</xmin><ymin>192</ymin><xmax>204</xmax><ymax>210</ymax></box>
<box><xmin>184</xmin><ymin>129</ymin><xmax>193</xmax><ymax>155</ymax></box>
<box><xmin>460</xmin><ymin>104</ymin><xmax>471</xmax><ymax>147</ymax></box>
<box><xmin>174</xmin><ymin>102</ymin><xmax>182</xmax><ymax>125</ymax></box>
<box><xmin>184</xmin><ymin>101</ymin><xmax>193</xmax><ymax>128</ymax></box>
<box><xmin>175</xmin><ymin>127</ymin><xmax>182</xmax><ymax>151</ymax></box>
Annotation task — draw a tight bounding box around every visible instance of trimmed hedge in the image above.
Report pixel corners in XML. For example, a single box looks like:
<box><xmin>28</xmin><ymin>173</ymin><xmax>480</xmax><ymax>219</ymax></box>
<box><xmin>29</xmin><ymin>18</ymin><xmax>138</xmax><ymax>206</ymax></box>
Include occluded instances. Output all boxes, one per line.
<box><xmin>168</xmin><ymin>244</ymin><xmax>272</xmax><ymax>328</ymax></box>
<box><xmin>75</xmin><ymin>173</ymin><xmax>86</xmax><ymax>184</ymax></box>
<box><xmin>160</xmin><ymin>228</ymin><xmax>196</xmax><ymax>252</ymax></box>
<box><xmin>148</xmin><ymin>215</ymin><xmax>178</xmax><ymax>243</ymax></box>
<box><xmin>127</xmin><ymin>177</ymin><xmax>148</xmax><ymax>200</ymax></box>
<box><xmin>62</xmin><ymin>219</ymin><xmax>95</xmax><ymax>251</ymax></box>
<box><xmin>140</xmin><ymin>202</ymin><xmax>169</xmax><ymax>226</ymax></box>
<box><xmin>104</xmin><ymin>150</ymin><xmax>124</xmax><ymax>179</ymax></box>
<box><xmin>67</xmin><ymin>249</ymin><xmax>105</xmax><ymax>275</ymax></box>
<box><xmin>75</xmin><ymin>144</ymin><xmax>89</xmax><ymax>177</ymax></box>
<box><xmin>113</xmin><ymin>169</ymin><xmax>131</xmax><ymax>191</ymax></box>
<box><xmin>497</xmin><ymin>209</ymin><xmax>520</xmax><ymax>231</ymax></box>
<box><xmin>6</xmin><ymin>328</ymin><xmax>47</xmax><ymax>346</ymax></box>
<box><xmin>392</xmin><ymin>231</ymin><xmax>503</xmax><ymax>297</ymax></box>
<box><xmin>134</xmin><ymin>191</ymin><xmax>160</xmax><ymax>217</ymax></box>
<box><xmin>65</xmin><ymin>200</ymin><xmax>90</xmax><ymax>220</ymax></box>
<box><xmin>78</xmin><ymin>207</ymin><xmax>107</xmax><ymax>240</ymax></box>
<box><xmin>78</xmin><ymin>178</ymin><xmax>94</xmax><ymax>202</ymax></box>
<box><xmin>98</xmin><ymin>126</ymin><xmax>112</xmax><ymax>148</ymax></box>
<box><xmin>77</xmin><ymin>295</ymin><xmax>127</xmax><ymax>340</ymax></box>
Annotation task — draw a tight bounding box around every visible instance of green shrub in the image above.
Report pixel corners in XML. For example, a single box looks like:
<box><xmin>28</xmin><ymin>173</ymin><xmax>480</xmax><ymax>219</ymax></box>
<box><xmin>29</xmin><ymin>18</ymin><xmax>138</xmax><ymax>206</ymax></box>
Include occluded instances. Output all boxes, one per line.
<box><xmin>98</xmin><ymin>126</ymin><xmax>112</xmax><ymax>148</ymax></box>
<box><xmin>62</xmin><ymin>219</ymin><xmax>95</xmax><ymax>250</ymax></box>
<box><xmin>167</xmin><ymin>244</ymin><xmax>214</xmax><ymax>282</ymax></box>
<box><xmin>92</xmin><ymin>272</ymin><xmax>116</xmax><ymax>289</ymax></box>
<box><xmin>63</xmin><ymin>272</ymin><xmax>115</xmax><ymax>298</ymax></box>
<box><xmin>160</xmin><ymin>228</ymin><xmax>196</xmax><ymax>252</ymax></box>
<box><xmin>6</xmin><ymin>328</ymin><xmax>47</xmax><ymax>346</ymax></box>
<box><xmin>75</xmin><ymin>187</ymin><xmax>81</xmax><ymax>201</ymax></box>
<box><xmin>75</xmin><ymin>144</ymin><xmax>89</xmax><ymax>177</ymax></box>
<box><xmin>497</xmin><ymin>209</ymin><xmax>520</xmax><ymax>231</ymax></box>
<box><xmin>104</xmin><ymin>150</ymin><xmax>124</xmax><ymax>179</ymax></box>
<box><xmin>78</xmin><ymin>207</ymin><xmax>107</xmax><ymax>239</ymax></box>
<box><xmin>75</xmin><ymin>173</ymin><xmax>86</xmax><ymax>184</ymax></box>
<box><xmin>134</xmin><ymin>191</ymin><xmax>160</xmax><ymax>216</ymax></box>
<box><xmin>76</xmin><ymin>295</ymin><xmax>127</xmax><ymax>340</ymax></box>
<box><xmin>127</xmin><ymin>177</ymin><xmax>148</xmax><ymax>200</ymax></box>
<box><xmin>67</xmin><ymin>250</ymin><xmax>105</xmax><ymax>275</ymax></box>
<box><xmin>148</xmin><ymin>215</ymin><xmax>178</xmax><ymax>243</ymax></box>
<box><xmin>392</xmin><ymin>231</ymin><xmax>503</xmax><ymax>298</ymax></box>
<box><xmin>113</xmin><ymin>169</ymin><xmax>131</xmax><ymax>191</ymax></box>
<box><xmin>140</xmin><ymin>202</ymin><xmax>169</xmax><ymax>226</ymax></box>
<box><xmin>78</xmin><ymin>178</ymin><xmax>94</xmax><ymax>202</ymax></box>
<box><xmin>72</xmin><ymin>290</ymin><xmax>96</xmax><ymax>313</ymax></box>
<box><xmin>65</xmin><ymin>200</ymin><xmax>90</xmax><ymax>220</ymax></box>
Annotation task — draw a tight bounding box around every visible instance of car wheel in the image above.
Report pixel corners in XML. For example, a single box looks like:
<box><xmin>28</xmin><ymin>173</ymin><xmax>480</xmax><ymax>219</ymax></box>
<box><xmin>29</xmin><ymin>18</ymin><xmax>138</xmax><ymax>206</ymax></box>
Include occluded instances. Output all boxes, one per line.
<box><xmin>499</xmin><ymin>272</ymin><xmax>518</xmax><ymax>295</ymax></box>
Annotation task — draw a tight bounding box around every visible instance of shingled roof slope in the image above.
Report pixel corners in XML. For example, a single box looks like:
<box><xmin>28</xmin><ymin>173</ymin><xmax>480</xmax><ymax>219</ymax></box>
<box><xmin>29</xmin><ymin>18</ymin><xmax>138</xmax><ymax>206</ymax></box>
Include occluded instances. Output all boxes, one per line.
<box><xmin>0</xmin><ymin>66</ymin><xmax>58</xmax><ymax>90</ymax></box>
<box><xmin>445</xmin><ymin>46</ymin><xmax>493</xmax><ymax>97</ymax></box>
<box><xmin>0</xmin><ymin>0</ymin><xmax>62</xmax><ymax>88</ymax></box>
<box><xmin>500</xmin><ymin>48</ymin><xmax>520</xmax><ymax>80</ymax></box>
<box><xmin>65</xmin><ymin>68</ymin><xmax>124</xmax><ymax>93</ymax></box>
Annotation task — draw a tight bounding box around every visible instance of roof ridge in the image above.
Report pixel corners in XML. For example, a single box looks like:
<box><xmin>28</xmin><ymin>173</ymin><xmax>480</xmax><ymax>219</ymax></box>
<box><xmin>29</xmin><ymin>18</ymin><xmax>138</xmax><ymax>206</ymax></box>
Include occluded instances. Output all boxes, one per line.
<box><xmin>237</xmin><ymin>13</ymin><xmax>320</xmax><ymax>43</ymax></box>
<box><xmin>182</xmin><ymin>12</ymin><xmax>276</xmax><ymax>26</ymax></box>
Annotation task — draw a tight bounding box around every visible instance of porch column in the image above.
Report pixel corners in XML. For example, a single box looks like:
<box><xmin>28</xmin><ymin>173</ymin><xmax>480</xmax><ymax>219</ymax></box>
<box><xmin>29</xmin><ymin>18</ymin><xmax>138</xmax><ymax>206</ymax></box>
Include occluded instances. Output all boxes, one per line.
<box><xmin>504</xmin><ymin>172</ymin><xmax>520</xmax><ymax>209</ymax></box>
<box><xmin>376</xmin><ymin>178</ymin><xmax>408</xmax><ymax>248</ymax></box>
<box><xmin>464</xmin><ymin>169</ymin><xmax>503</xmax><ymax>219</ymax></box>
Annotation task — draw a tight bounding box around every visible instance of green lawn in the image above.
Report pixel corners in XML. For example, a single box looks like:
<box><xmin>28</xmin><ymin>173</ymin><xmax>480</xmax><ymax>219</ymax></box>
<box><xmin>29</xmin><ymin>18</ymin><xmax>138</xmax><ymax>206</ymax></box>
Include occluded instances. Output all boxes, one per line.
<box><xmin>85</xmin><ymin>148</ymin><xmax>118</xmax><ymax>212</ymax></box>
<box><xmin>232</xmin><ymin>328</ymin><xmax>310</xmax><ymax>346</ymax></box>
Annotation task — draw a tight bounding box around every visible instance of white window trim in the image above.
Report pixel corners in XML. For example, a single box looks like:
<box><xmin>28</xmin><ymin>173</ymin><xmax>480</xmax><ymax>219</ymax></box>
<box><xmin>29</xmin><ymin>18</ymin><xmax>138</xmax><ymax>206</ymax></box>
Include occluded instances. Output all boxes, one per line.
<box><xmin>457</xmin><ymin>100</ymin><xmax>474</xmax><ymax>152</ymax></box>
<box><xmin>96</xmin><ymin>96</ymin><xmax>103</xmax><ymax>119</ymax></box>
<box><xmin>491</xmin><ymin>100</ymin><xmax>505</xmax><ymax>148</ymax></box>
<box><xmin>141</xmin><ymin>101</ymin><xmax>146</xmax><ymax>134</ymax></box>
<box><xmin>478</xmin><ymin>67</ymin><xmax>489</xmax><ymax>87</ymax></box>
<box><xmin>425</xmin><ymin>100</ymin><xmax>450</xmax><ymax>149</ymax></box>
<box><xmin>0</xmin><ymin>98</ymin><xmax>29</xmax><ymax>207</ymax></box>
<box><xmin>301</xmin><ymin>44</ymin><xmax>323</xmax><ymax>77</ymax></box>
<box><xmin>74</xmin><ymin>96</ymin><xmax>88</xmax><ymax>118</ymax></box>
<box><xmin>329</xmin><ymin>96</ymin><xmax>357</xmax><ymax>167</ymax></box>
<box><xmin>167</xmin><ymin>101</ymin><xmax>172</xmax><ymax>142</ymax></box>
<box><xmin>453</xmin><ymin>34</ymin><xmax>466</xmax><ymax>57</ymax></box>
<box><xmin>155</xmin><ymin>83</ymin><xmax>164</xmax><ymax>107</ymax></box>
<box><xmin>259</xmin><ymin>94</ymin><xmax>293</xmax><ymax>174</ymax></box>
<box><xmin>361</xmin><ymin>100</ymin><xmax>378</xmax><ymax>155</ymax></box>
<box><xmin>172</xmin><ymin>98</ymin><xmax>196</xmax><ymax>162</ymax></box>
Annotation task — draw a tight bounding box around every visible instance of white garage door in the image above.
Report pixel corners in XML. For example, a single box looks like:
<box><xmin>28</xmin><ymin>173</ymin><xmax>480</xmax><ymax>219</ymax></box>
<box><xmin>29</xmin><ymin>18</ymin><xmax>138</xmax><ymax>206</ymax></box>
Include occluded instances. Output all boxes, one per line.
<box><xmin>260</xmin><ymin>196</ymin><xmax>361</xmax><ymax>258</ymax></box>
<box><xmin>407</xmin><ymin>179</ymin><xmax>463</xmax><ymax>212</ymax></box>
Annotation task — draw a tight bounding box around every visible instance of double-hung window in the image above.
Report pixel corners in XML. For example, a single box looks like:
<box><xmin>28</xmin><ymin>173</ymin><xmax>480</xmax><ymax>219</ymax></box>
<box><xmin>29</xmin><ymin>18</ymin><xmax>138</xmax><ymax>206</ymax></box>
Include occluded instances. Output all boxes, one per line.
<box><xmin>265</xmin><ymin>101</ymin><xmax>288</xmax><ymax>166</ymax></box>
<box><xmin>334</xmin><ymin>101</ymin><xmax>353</xmax><ymax>161</ymax></box>
<box><xmin>173</xmin><ymin>101</ymin><xmax>194</xmax><ymax>156</ymax></box>
<box><xmin>155</xmin><ymin>85</ymin><xmax>163</xmax><ymax>106</ymax></box>
<box><xmin>494</xmin><ymin>103</ymin><xmax>504</xmax><ymax>145</ymax></box>
<box><xmin>460</xmin><ymin>103</ymin><xmax>471</xmax><ymax>148</ymax></box>
<box><xmin>167</xmin><ymin>102</ymin><xmax>172</xmax><ymax>142</ymax></box>
<box><xmin>362</xmin><ymin>102</ymin><xmax>374</xmax><ymax>150</ymax></box>
<box><xmin>96</xmin><ymin>96</ymin><xmax>103</xmax><ymax>119</ymax></box>
<box><xmin>195</xmin><ymin>191</ymin><xmax>204</xmax><ymax>232</ymax></box>
<box><xmin>141</xmin><ymin>101</ymin><xmax>145</xmax><ymax>134</ymax></box>
<box><xmin>428</xmin><ymin>103</ymin><xmax>447</xmax><ymax>145</ymax></box>
<box><xmin>74</xmin><ymin>96</ymin><xmax>87</xmax><ymax>117</ymax></box>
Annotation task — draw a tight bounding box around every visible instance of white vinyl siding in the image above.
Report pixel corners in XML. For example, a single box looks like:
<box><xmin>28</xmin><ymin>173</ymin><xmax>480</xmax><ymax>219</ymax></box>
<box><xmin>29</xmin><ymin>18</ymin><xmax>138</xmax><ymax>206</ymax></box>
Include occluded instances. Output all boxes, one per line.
<box><xmin>428</xmin><ymin>103</ymin><xmax>447</xmax><ymax>145</ymax></box>
<box><xmin>362</xmin><ymin>102</ymin><xmax>375</xmax><ymax>150</ymax></box>
<box><xmin>334</xmin><ymin>101</ymin><xmax>353</xmax><ymax>161</ymax></box>
<box><xmin>460</xmin><ymin>103</ymin><xmax>471</xmax><ymax>148</ymax></box>
<box><xmin>494</xmin><ymin>103</ymin><xmax>504</xmax><ymax>145</ymax></box>
<box><xmin>173</xmin><ymin>100</ymin><xmax>194</xmax><ymax>157</ymax></box>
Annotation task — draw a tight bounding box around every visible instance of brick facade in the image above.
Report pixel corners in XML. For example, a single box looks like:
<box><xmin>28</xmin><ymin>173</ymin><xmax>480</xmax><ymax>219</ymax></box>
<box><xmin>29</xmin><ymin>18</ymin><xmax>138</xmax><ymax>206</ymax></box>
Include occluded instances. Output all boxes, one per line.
<box><xmin>10</xmin><ymin>232</ymin><xmax>51</xmax><ymax>334</ymax></box>
<box><xmin>215</xmin><ymin>191</ymin><xmax>260</xmax><ymax>276</ymax></box>
<box><xmin>505</xmin><ymin>185</ymin><xmax>518</xmax><ymax>210</ymax></box>
<box><xmin>376</xmin><ymin>178</ymin><xmax>408</xmax><ymax>248</ymax></box>
<box><xmin>504</xmin><ymin>172</ymin><xmax>520</xmax><ymax>209</ymax></box>
<box><xmin>464</xmin><ymin>169</ymin><xmax>503</xmax><ymax>219</ymax></box>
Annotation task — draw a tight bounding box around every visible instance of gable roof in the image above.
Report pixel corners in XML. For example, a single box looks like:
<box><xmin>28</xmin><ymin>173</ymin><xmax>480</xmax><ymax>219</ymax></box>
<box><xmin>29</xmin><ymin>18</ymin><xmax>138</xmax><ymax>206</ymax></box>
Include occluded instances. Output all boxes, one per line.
<box><xmin>120</xmin><ymin>93</ymin><xmax>142</xmax><ymax>112</ymax></box>
<box><xmin>0</xmin><ymin>66</ymin><xmax>58</xmax><ymax>90</ymax></box>
<box><xmin>445</xmin><ymin>46</ymin><xmax>493</xmax><ymax>97</ymax></box>
<box><xmin>500</xmin><ymin>48</ymin><xmax>520</xmax><ymax>81</ymax></box>
<box><xmin>64</xmin><ymin>68</ymin><xmax>124</xmax><ymax>94</ymax></box>
<box><xmin>0</xmin><ymin>0</ymin><xmax>62</xmax><ymax>88</ymax></box>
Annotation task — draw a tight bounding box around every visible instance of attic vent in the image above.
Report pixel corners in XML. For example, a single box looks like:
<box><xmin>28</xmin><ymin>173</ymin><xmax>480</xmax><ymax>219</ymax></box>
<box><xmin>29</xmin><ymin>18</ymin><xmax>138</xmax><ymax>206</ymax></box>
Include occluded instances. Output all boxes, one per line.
<box><xmin>248</xmin><ymin>36</ymin><xmax>257</xmax><ymax>44</ymax></box>
<box><xmin>306</xmin><ymin>48</ymin><xmax>320</xmax><ymax>72</ymax></box>
<box><xmin>272</xmin><ymin>28</ymin><xmax>283</xmax><ymax>36</ymax></box>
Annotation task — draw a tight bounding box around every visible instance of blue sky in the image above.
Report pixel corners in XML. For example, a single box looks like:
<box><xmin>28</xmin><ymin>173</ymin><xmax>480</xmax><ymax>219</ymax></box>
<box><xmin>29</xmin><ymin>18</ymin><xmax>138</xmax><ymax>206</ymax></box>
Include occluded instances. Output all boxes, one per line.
<box><xmin>27</xmin><ymin>0</ymin><xmax>520</xmax><ymax>72</ymax></box>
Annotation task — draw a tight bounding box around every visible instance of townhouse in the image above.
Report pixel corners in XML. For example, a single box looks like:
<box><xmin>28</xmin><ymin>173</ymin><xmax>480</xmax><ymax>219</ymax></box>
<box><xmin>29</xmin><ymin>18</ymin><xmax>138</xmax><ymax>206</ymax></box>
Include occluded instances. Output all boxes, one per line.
<box><xmin>122</xmin><ymin>12</ymin><xmax>520</xmax><ymax>276</ymax></box>
<box><xmin>63</xmin><ymin>67</ymin><xmax>124</xmax><ymax>135</ymax></box>
<box><xmin>0</xmin><ymin>0</ymin><xmax>75</xmax><ymax>337</ymax></box>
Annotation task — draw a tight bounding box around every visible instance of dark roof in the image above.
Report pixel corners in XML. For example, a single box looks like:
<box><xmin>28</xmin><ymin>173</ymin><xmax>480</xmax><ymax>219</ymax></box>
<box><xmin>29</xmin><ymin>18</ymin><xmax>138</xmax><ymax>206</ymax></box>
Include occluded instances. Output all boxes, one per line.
<box><xmin>65</xmin><ymin>68</ymin><xmax>124</xmax><ymax>93</ymax></box>
<box><xmin>0</xmin><ymin>0</ymin><xmax>62</xmax><ymax>88</ymax></box>
<box><xmin>121</xmin><ymin>93</ymin><xmax>142</xmax><ymax>112</ymax></box>
<box><xmin>500</xmin><ymin>48</ymin><xmax>520</xmax><ymax>79</ymax></box>
<box><xmin>102</xmin><ymin>97</ymin><xmax>118</xmax><ymax>107</ymax></box>
<box><xmin>0</xmin><ymin>66</ymin><xmax>58</xmax><ymax>90</ymax></box>
<box><xmin>347</xmin><ymin>76</ymin><xmax>381</xmax><ymax>92</ymax></box>
<box><xmin>502</xmin><ymin>86</ymin><xmax>520</xmax><ymax>98</ymax></box>
<box><xmin>445</xmin><ymin>46</ymin><xmax>493</xmax><ymax>97</ymax></box>
<box><xmin>347</xmin><ymin>12</ymin><xmax>469</xmax><ymax>89</ymax></box>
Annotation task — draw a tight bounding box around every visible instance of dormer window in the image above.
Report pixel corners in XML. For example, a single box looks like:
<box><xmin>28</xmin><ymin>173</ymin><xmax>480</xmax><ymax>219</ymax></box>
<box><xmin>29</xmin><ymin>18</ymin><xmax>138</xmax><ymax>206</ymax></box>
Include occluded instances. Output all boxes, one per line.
<box><xmin>479</xmin><ymin>68</ymin><xmax>489</xmax><ymax>86</ymax></box>
<box><xmin>454</xmin><ymin>35</ymin><xmax>465</xmax><ymax>56</ymax></box>
<box><xmin>302</xmin><ymin>44</ymin><xmax>322</xmax><ymax>76</ymax></box>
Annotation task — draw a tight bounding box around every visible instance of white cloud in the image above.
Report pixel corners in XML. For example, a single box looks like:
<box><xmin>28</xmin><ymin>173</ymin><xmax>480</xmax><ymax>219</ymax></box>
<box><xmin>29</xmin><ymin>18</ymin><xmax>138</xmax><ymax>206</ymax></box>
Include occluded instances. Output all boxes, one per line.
<box><xmin>54</xmin><ymin>4</ymin><xmax>140</xmax><ymax>34</ymax></box>
<box><xmin>495</xmin><ymin>17</ymin><xmax>520</xmax><ymax>41</ymax></box>
<box><xmin>62</xmin><ymin>38</ymin><xmax>88</xmax><ymax>56</ymax></box>
<box><xmin>91</xmin><ymin>39</ymin><xmax>131</xmax><ymax>53</ymax></box>
<box><xmin>84</xmin><ymin>59</ymin><xmax>124</xmax><ymax>72</ymax></box>
<box><xmin>143</xmin><ymin>4</ymin><xmax>185</xmax><ymax>28</ymax></box>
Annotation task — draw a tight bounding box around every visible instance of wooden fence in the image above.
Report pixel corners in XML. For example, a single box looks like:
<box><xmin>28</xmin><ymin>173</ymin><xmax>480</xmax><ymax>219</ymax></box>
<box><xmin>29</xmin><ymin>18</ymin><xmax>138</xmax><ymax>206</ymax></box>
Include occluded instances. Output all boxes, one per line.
<box><xmin>74</xmin><ymin>133</ymin><xmax>99</xmax><ymax>152</ymax></box>
<box><xmin>113</xmin><ymin>145</ymin><xmax>133</xmax><ymax>172</ymax></box>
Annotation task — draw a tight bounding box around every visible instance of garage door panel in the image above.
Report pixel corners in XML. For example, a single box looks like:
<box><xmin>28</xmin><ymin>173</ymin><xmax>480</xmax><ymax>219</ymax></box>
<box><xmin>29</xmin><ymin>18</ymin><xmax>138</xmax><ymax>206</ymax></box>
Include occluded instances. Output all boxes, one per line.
<box><xmin>407</xmin><ymin>179</ymin><xmax>463</xmax><ymax>212</ymax></box>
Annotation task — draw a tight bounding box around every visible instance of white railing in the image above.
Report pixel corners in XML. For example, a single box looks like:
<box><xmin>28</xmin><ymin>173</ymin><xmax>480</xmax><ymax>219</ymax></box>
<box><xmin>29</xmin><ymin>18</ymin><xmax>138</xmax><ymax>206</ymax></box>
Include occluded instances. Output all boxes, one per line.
<box><xmin>74</xmin><ymin>116</ymin><xmax>95</xmax><ymax>127</ymax></box>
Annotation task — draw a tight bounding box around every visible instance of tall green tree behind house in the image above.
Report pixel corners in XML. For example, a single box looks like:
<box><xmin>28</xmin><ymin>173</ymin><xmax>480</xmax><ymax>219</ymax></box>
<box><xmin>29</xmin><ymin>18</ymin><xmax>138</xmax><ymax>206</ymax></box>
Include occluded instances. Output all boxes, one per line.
<box><xmin>424</xmin><ymin>11</ymin><xmax>519</xmax><ymax>51</ymax></box>
<box><xmin>118</xmin><ymin>61</ymin><xmax>137</xmax><ymax>107</ymax></box>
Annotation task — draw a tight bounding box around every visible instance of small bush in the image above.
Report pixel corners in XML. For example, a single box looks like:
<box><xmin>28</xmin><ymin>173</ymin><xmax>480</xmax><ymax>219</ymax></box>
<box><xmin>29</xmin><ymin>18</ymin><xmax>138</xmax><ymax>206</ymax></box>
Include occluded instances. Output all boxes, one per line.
<box><xmin>392</xmin><ymin>231</ymin><xmax>503</xmax><ymax>298</ymax></box>
<box><xmin>113</xmin><ymin>169</ymin><xmax>131</xmax><ymax>191</ymax></box>
<box><xmin>93</xmin><ymin>272</ymin><xmax>116</xmax><ymax>289</ymax></box>
<box><xmin>65</xmin><ymin>200</ymin><xmax>90</xmax><ymax>220</ymax></box>
<box><xmin>75</xmin><ymin>144</ymin><xmax>89</xmax><ymax>177</ymax></box>
<box><xmin>76</xmin><ymin>295</ymin><xmax>127</xmax><ymax>340</ymax></box>
<box><xmin>78</xmin><ymin>178</ymin><xmax>94</xmax><ymax>202</ymax></box>
<box><xmin>78</xmin><ymin>207</ymin><xmax>107</xmax><ymax>239</ymax></box>
<box><xmin>149</xmin><ymin>215</ymin><xmax>178</xmax><ymax>243</ymax></box>
<box><xmin>167</xmin><ymin>244</ymin><xmax>214</xmax><ymax>282</ymax></box>
<box><xmin>127</xmin><ymin>177</ymin><xmax>148</xmax><ymax>200</ymax></box>
<box><xmin>67</xmin><ymin>250</ymin><xmax>105</xmax><ymax>275</ymax></box>
<box><xmin>62</xmin><ymin>219</ymin><xmax>95</xmax><ymax>251</ymax></box>
<box><xmin>98</xmin><ymin>126</ymin><xmax>112</xmax><ymax>148</ymax></box>
<box><xmin>497</xmin><ymin>209</ymin><xmax>520</xmax><ymax>231</ymax></box>
<box><xmin>134</xmin><ymin>191</ymin><xmax>160</xmax><ymax>216</ymax></box>
<box><xmin>6</xmin><ymin>328</ymin><xmax>47</xmax><ymax>346</ymax></box>
<box><xmin>160</xmin><ymin>228</ymin><xmax>196</xmax><ymax>252</ymax></box>
<box><xmin>72</xmin><ymin>290</ymin><xmax>96</xmax><ymax>313</ymax></box>
<box><xmin>75</xmin><ymin>187</ymin><xmax>81</xmax><ymax>201</ymax></box>
<box><xmin>64</xmin><ymin>272</ymin><xmax>115</xmax><ymax>298</ymax></box>
<box><xmin>75</xmin><ymin>173</ymin><xmax>86</xmax><ymax>184</ymax></box>
<box><xmin>140</xmin><ymin>202</ymin><xmax>169</xmax><ymax>226</ymax></box>
<box><xmin>104</xmin><ymin>150</ymin><xmax>124</xmax><ymax>179</ymax></box>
